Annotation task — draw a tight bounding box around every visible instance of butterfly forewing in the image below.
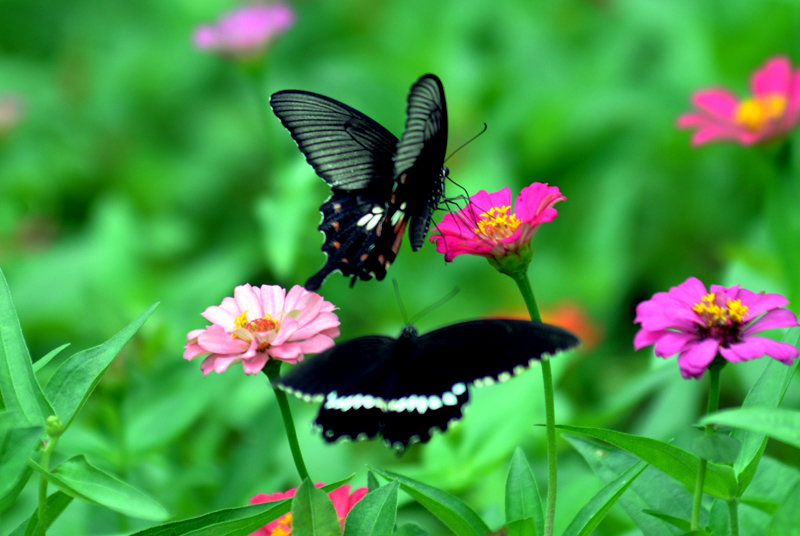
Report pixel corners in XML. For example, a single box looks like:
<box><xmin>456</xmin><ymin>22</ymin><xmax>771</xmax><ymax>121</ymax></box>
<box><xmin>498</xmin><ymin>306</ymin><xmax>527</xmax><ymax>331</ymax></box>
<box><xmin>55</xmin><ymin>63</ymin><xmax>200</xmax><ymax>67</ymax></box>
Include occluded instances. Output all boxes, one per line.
<box><xmin>270</xmin><ymin>90</ymin><xmax>398</xmax><ymax>190</ymax></box>
<box><xmin>392</xmin><ymin>74</ymin><xmax>449</xmax><ymax>251</ymax></box>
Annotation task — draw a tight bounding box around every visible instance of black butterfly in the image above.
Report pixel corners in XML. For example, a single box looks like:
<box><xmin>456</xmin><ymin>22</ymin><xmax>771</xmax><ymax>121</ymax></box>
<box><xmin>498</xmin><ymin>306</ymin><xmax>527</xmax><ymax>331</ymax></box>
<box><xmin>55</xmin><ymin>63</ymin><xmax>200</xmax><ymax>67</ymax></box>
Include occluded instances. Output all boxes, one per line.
<box><xmin>275</xmin><ymin>319</ymin><xmax>580</xmax><ymax>451</ymax></box>
<box><xmin>270</xmin><ymin>74</ymin><xmax>448</xmax><ymax>291</ymax></box>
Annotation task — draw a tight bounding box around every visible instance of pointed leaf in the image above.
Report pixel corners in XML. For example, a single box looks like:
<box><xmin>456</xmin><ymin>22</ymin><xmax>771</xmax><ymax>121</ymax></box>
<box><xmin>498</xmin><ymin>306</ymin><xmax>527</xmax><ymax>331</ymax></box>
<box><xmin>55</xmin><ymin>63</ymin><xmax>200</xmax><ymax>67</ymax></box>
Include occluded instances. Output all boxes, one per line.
<box><xmin>32</xmin><ymin>344</ymin><xmax>70</xmax><ymax>374</ymax></box>
<box><xmin>344</xmin><ymin>480</ymin><xmax>399</xmax><ymax>536</ymax></box>
<box><xmin>505</xmin><ymin>448</ymin><xmax>543</xmax><ymax>536</ymax></box>
<box><xmin>372</xmin><ymin>468</ymin><xmax>490</xmax><ymax>536</ymax></box>
<box><xmin>768</xmin><ymin>479</ymin><xmax>800</xmax><ymax>536</ymax></box>
<box><xmin>0</xmin><ymin>412</ymin><xmax>42</xmax><ymax>512</ymax></box>
<box><xmin>505</xmin><ymin>518</ymin><xmax>537</xmax><ymax>536</ymax></box>
<box><xmin>690</xmin><ymin>434</ymin><xmax>740</xmax><ymax>464</ymax></box>
<box><xmin>29</xmin><ymin>455</ymin><xmax>168</xmax><ymax>521</ymax></box>
<box><xmin>699</xmin><ymin>408</ymin><xmax>800</xmax><ymax>450</ymax></box>
<box><xmin>0</xmin><ymin>268</ymin><xmax>53</xmax><ymax>425</ymax></box>
<box><xmin>44</xmin><ymin>303</ymin><xmax>158</xmax><ymax>431</ymax></box>
<box><xmin>561</xmin><ymin>461</ymin><xmax>646</xmax><ymax>536</ymax></box>
<box><xmin>733</xmin><ymin>331</ymin><xmax>799</xmax><ymax>491</ymax></box>
<box><xmin>557</xmin><ymin>425</ymin><xmax>737</xmax><ymax>500</ymax></box>
<box><xmin>292</xmin><ymin>478</ymin><xmax>342</xmax><ymax>536</ymax></box>
<box><xmin>564</xmin><ymin>434</ymin><xmax>685</xmax><ymax>536</ymax></box>
<box><xmin>129</xmin><ymin>477</ymin><xmax>353</xmax><ymax>536</ymax></box>
<box><xmin>9</xmin><ymin>491</ymin><xmax>73</xmax><ymax>536</ymax></box>
<box><xmin>642</xmin><ymin>511</ymin><xmax>691</xmax><ymax>532</ymax></box>
<box><xmin>394</xmin><ymin>524</ymin><xmax>429</xmax><ymax>536</ymax></box>
<box><xmin>367</xmin><ymin>471</ymin><xmax>380</xmax><ymax>493</ymax></box>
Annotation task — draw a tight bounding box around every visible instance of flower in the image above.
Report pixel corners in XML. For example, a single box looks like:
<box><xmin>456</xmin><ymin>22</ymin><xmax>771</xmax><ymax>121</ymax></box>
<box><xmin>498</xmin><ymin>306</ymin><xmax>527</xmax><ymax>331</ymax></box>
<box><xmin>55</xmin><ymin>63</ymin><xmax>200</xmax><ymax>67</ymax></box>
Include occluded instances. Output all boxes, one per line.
<box><xmin>184</xmin><ymin>284</ymin><xmax>340</xmax><ymax>375</ymax></box>
<box><xmin>249</xmin><ymin>484</ymin><xmax>367</xmax><ymax>535</ymax></box>
<box><xmin>429</xmin><ymin>182</ymin><xmax>565</xmax><ymax>267</ymax></box>
<box><xmin>677</xmin><ymin>56</ymin><xmax>800</xmax><ymax>146</ymax></box>
<box><xmin>634</xmin><ymin>277</ymin><xmax>799</xmax><ymax>379</ymax></box>
<box><xmin>193</xmin><ymin>2</ymin><xmax>295</xmax><ymax>59</ymax></box>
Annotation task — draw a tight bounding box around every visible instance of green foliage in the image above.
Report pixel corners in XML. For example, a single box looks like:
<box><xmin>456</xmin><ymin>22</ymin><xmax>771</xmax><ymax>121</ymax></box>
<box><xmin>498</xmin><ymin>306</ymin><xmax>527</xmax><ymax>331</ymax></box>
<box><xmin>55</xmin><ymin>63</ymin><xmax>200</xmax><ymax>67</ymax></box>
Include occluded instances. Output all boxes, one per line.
<box><xmin>343</xmin><ymin>480</ymin><xmax>399</xmax><ymax>536</ymax></box>
<box><xmin>504</xmin><ymin>448</ymin><xmax>543</xmax><ymax>535</ymax></box>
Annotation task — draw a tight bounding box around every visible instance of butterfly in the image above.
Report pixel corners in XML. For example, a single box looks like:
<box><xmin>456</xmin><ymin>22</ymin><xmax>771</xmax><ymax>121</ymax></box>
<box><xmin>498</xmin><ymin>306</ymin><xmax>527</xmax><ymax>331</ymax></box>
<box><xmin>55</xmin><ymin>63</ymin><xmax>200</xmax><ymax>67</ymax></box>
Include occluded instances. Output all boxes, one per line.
<box><xmin>270</xmin><ymin>74</ymin><xmax>448</xmax><ymax>291</ymax></box>
<box><xmin>275</xmin><ymin>319</ymin><xmax>580</xmax><ymax>451</ymax></box>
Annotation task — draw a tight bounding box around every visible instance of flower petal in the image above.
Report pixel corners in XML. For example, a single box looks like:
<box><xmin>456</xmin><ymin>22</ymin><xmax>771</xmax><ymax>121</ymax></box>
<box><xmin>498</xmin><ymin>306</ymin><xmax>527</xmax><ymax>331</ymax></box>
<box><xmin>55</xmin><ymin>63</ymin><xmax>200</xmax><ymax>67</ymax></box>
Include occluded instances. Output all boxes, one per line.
<box><xmin>744</xmin><ymin>307</ymin><xmax>799</xmax><ymax>334</ymax></box>
<box><xmin>676</xmin><ymin>338</ymin><xmax>719</xmax><ymax>379</ymax></box>
<box><xmin>752</xmin><ymin>57</ymin><xmax>792</xmax><ymax>98</ymax></box>
<box><xmin>653</xmin><ymin>331</ymin><xmax>697</xmax><ymax>358</ymax></box>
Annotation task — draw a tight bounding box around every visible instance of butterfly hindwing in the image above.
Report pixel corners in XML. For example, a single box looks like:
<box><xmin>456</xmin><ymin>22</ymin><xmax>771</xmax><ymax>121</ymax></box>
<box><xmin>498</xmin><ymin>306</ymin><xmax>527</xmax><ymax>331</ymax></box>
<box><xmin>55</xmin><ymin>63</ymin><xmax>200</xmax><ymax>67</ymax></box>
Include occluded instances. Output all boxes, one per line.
<box><xmin>276</xmin><ymin>319</ymin><xmax>580</xmax><ymax>451</ymax></box>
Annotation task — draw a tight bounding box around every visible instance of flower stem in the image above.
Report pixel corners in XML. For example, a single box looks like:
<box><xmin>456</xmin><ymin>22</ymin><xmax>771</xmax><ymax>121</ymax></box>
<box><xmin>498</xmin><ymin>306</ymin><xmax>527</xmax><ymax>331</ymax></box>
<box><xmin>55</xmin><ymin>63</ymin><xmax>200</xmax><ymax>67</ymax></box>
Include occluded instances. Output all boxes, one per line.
<box><xmin>264</xmin><ymin>360</ymin><xmax>310</xmax><ymax>481</ymax></box>
<box><xmin>691</xmin><ymin>364</ymin><xmax>722</xmax><ymax>530</ymax></box>
<box><xmin>36</xmin><ymin>433</ymin><xmax>59</xmax><ymax>535</ymax></box>
<box><xmin>512</xmin><ymin>273</ymin><xmax>557</xmax><ymax>536</ymax></box>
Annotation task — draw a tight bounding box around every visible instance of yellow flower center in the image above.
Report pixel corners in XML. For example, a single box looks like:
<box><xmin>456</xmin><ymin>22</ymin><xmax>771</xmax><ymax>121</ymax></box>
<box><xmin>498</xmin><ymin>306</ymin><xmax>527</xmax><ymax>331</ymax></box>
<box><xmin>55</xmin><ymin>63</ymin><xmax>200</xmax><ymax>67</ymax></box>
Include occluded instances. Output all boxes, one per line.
<box><xmin>233</xmin><ymin>311</ymin><xmax>279</xmax><ymax>332</ymax></box>
<box><xmin>734</xmin><ymin>95</ymin><xmax>786</xmax><ymax>132</ymax></box>
<box><xmin>475</xmin><ymin>206</ymin><xmax>521</xmax><ymax>239</ymax></box>
<box><xmin>692</xmin><ymin>293</ymin><xmax>749</xmax><ymax>327</ymax></box>
<box><xmin>272</xmin><ymin>513</ymin><xmax>292</xmax><ymax>535</ymax></box>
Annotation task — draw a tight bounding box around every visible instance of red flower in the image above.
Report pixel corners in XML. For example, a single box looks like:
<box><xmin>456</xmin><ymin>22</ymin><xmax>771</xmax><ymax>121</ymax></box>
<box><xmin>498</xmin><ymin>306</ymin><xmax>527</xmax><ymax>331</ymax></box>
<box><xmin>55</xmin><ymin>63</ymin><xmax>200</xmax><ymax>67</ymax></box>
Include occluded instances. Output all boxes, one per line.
<box><xmin>249</xmin><ymin>484</ymin><xmax>367</xmax><ymax>535</ymax></box>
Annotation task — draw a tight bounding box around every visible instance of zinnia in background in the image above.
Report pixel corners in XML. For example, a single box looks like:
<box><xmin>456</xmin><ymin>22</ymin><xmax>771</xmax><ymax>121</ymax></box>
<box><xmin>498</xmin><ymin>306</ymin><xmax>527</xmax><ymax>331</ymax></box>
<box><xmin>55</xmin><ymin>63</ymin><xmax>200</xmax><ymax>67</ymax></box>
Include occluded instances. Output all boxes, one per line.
<box><xmin>184</xmin><ymin>284</ymin><xmax>340</xmax><ymax>375</ymax></box>
<box><xmin>633</xmin><ymin>277</ymin><xmax>799</xmax><ymax>379</ymax></box>
<box><xmin>429</xmin><ymin>182</ymin><xmax>565</xmax><ymax>265</ymax></box>
<box><xmin>249</xmin><ymin>484</ymin><xmax>367</xmax><ymax>535</ymax></box>
<box><xmin>677</xmin><ymin>56</ymin><xmax>800</xmax><ymax>146</ymax></box>
<box><xmin>194</xmin><ymin>2</ymin><xmax>295</xmax><ymax>59</ymax></box>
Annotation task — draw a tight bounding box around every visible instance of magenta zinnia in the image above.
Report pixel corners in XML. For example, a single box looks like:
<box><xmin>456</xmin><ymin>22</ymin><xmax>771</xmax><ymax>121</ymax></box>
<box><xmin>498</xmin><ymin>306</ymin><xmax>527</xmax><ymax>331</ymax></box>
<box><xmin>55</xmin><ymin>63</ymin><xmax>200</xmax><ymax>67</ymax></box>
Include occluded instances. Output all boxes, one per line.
<box><xmin>677</xmin><ymin>56</ymin><xmax>800</xmax><ymax>146</ymax></box>
<box><xmin>193</xmin><ymin>2</ymin><xmax>295</xmax><ymax>59</ymax></box>
<box><xmin>184</xmin><ymin>284</ymin><xmax>339</xmax><ymax>375</ymax></box>
<box><xmin>249</xmin><ymin>484</ymin><xmax>367</xmax><ymax>536</ymax></box>
<box><xmin>429</xmin><ymin>182</ymin><xmax>565</xmax><ymax>264</ymax></box>
<box><xmin>634</xmin><ymin>277</ymin><xmax>799</xmax><ymax>379</ymax></box>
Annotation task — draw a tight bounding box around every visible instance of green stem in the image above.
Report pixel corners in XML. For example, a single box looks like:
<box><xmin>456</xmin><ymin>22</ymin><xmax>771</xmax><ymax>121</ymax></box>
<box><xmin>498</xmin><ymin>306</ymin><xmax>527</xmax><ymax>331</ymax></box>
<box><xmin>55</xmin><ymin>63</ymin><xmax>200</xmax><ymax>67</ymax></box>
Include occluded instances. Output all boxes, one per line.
<box><xmin>512</xmin><ymin>273</ymin><xmax>557</xmax><ymax>536</ymax></box>
<box><xmin>36</xmin><ymin>435</ymin><xmax>59</xmax><ymax>535</ymax></box>
<box><xmin>727</xmin><ymin>498</ymin><xmax>740</xmax><ymax>536</ymax></box>
<box><xmin>264</xmin><ymin>360</ymin><xmax>310</xmax><ymax>481</ymax></box>
<box><xmin>690</xmin><ymin>364</ymin><xmax>722</xmax><ymax>530</ymax></box>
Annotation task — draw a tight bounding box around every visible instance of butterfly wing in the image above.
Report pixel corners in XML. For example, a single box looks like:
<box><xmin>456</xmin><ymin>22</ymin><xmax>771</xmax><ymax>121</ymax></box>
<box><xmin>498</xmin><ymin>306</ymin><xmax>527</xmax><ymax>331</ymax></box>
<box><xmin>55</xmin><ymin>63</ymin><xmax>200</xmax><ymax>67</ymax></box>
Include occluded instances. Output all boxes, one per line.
<box><xmin>270</xmin><ymin>90</ymin><xmax>402</xmax><ymax>290</ymax></box>
<box><xmin>391</xmin><ymin>74</ymin><xmax>448</xmax><ymax>250</ymax></box>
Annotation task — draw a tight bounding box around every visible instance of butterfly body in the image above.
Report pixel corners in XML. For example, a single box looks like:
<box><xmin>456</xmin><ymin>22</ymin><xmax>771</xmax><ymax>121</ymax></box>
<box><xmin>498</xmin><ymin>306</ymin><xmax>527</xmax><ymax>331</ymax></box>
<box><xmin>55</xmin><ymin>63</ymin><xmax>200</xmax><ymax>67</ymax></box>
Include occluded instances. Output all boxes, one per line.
<box><xmin>270</xmin><ymin>75</ymin><xmax>448</xmax><ymax>290</ymax></box>
<box><xmin>276</xmin><ymin>319</ymin><xmax>580</xmax><ymax>451</ymax></box>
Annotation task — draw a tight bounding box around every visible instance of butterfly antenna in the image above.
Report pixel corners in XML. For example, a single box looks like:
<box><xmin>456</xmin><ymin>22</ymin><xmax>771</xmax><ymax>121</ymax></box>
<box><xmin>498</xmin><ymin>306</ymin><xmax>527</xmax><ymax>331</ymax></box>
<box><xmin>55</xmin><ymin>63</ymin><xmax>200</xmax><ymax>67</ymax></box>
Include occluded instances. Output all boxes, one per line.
<box><xmin>392</xmin><ymin>279</ymin><xmax>410</xmax><ymax>325</ymax></box>
<box><xmin>409</xmin><ymin>287</ymin><xmax>461</xmax><ymax>325</ymax></box>
<box><xmin>444</xmin><ymin>123</ymin><xmax>487</xmax><ymax>163</ymax></box>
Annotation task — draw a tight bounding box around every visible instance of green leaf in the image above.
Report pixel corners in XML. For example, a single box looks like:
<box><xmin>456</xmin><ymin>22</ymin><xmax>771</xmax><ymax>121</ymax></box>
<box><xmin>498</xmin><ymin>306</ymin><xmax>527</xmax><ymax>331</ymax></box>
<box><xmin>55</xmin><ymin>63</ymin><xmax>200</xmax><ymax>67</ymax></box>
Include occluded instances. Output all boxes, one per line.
<box><xmin>699</xmin><ymin>408</ymin><xmax>800</xmax><ymax>450</ymax></box>
<box><xmin>768</xmin><ymin>479</ymin><xmax>800</xmax><ymax>536</ymax></box>
<box><xmin>505</xmin><ymin>518</ymin><xmax>537</xmax><ymax>536</ymax></box>
<box><xmin>129</xmin><ymin>477</ymin><xmax>353</xmax><ymax>536</ymax></box>
<box><xmin>372</xmin><ymin>468</ymin><xmax>490</xmax><ymax>536</ymax></box>
<box><xmin>557</xmin><ymin>425</ymin><xmax>737</xmax><ymax>500</ymax></box>
<box><xmin>29</xmin><ymin>455</ymin><xmax>169</xmax><ymax>521</ymax></box>
<box><xmin>564</xmin><ymin>434</ymin><xmax>686</xmax><ymax>536</ymax></box>
<box><xmin>740</xmin><ymin>498</ymin><xmax>779</xmax><ymax>514</ymax></box>
<box><xmin>505</xmin><ymin>448</ymin><xmax>543</xmax><ymax>536</ymax></box>
<box><xmin>343</xmin><ymin>480</ymin><xmax>399</xmax><ymax>536</ymax></box>
<box><xmin>0</xmin><ymin>412</ymin><xmax>42</xmax><ymax>512</ymax></box>
<box><xmin>32</xmin><ymin>343</ymin><xmax>70</xmax><ymax>374</ymax></box>
<box><xmin>642</xmin><ymin>510</ymin><xmax>691</xmax><ymax>532</ymax></box>
<box><xmin>561</xmin><ymin>461</ymin><xmax>646</xmax><ymax>536</ymax></box>
<box><xmin>9</xmin><ymin>491</ymin><xmax>73</xmax><ymax>536</ymax></box>
<box><xmin>43</xmin><ymin>303</ymin><xmax>158</xmax><ymax>431</ymax></box>
<box><xmin>0</xmin><ymin>268</ymin><xmax>54</xmax><ymax>425</ymax></box>
<box><xmin>690</xmin><ymin>433</ymin><xmax>740</xmax><ymax>464</ymax></box>
<box><xmin>367</xmin><ymin>471</ymin><xmax>380</xmax><ymax>493</ymax></box>
<box><xmin>292</xmin><ymin>478</ymin><xmax>342</xmax><ymax>536</ymax></box>
<box><xmin>394</xmin><ymin>523</ymin><xmax>429</xmax><ymax>536</ymax></box>
<box><xmin>732</xmin><ymin>330</ymin><xmax>799</xmax><ymax>492</ymax></box>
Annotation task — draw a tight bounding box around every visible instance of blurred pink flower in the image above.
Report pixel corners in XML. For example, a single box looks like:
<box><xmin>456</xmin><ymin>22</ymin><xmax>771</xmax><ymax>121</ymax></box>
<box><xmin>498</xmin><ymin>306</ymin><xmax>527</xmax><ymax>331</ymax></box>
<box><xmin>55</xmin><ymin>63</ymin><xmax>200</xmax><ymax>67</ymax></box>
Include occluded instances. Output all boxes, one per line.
<box><xmin>429</xmin><ymin>182</ymin><xmax>565</xmax><ymax>262</ymax></box>
<box><xmin>634</xmin><ymin>277</ymin><xmax>799</xmax><ymax>379</ymax></box>
<box><xmin>194</xmin><ymin>2</ymin><xmax>295</xmax><ymax>59</ymax></box>
<box><xmin>184</xmin><ymin>284</ymin><xmax>339</xmax><ymax>375</ymax></box>
<box><xmin>0</xmin><ymin>93</ymin><xmax>26</xmax><ymax>138</ymax></box>
<box><xmin>249</xmin><ymin>484</ymin><xmax>367</xmax><ymax>535</ymax></box>
<box><xmin>677</xmin><ymin>56</ymin><xmax>800</xmax><ymax>146</ymax></box>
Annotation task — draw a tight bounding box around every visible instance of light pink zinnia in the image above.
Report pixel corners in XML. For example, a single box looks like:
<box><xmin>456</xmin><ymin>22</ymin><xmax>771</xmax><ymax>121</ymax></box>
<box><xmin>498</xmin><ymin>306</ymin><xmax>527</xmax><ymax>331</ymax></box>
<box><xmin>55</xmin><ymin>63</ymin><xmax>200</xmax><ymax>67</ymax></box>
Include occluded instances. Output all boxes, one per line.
<box><xmin>249</xmin><ymin>483</ymin><xmax>367</xmax><ymax>535</ymax></box>
<box><xmin>429</xmin><ymin>182</ymin><xmax>565</xmax><ymax>262</ymax></box>
<box><xmin>634</xmin><ymin>277</ymin><xmax>799</xmax><ymax>379</ymax></box>
<box><xmin>677</xmin><ymin>56</ymin><xmax>800</xmax><ymax>146</ymax></box>
<box><xmin>193</xmin><ymin>2</ymin><xmax>295</xmax><ymax>59</ymax></box>
<box><xmin>184</xmin><ymin>284</ymin><xmax>339</xmax><ymax>375</ymax></box>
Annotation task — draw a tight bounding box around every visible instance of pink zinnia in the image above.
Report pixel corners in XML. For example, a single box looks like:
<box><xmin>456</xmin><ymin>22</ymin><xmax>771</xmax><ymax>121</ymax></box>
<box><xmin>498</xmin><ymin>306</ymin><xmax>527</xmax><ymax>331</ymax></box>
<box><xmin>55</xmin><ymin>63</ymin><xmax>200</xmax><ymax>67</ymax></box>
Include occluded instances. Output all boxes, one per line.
<box><xmin>677</xmin><ymin>56</ymin><xmax>800</xmax><ymax>146</ymax></box>
<box><xmin>184</xmin><ymin>284</ymin><xmax>340</xmax><ymax>375</ymax></box>
<box><xmin>249</xmin><ymin>484</ymin><xmax>367</xmax><ymax>535</ymax></box>
<box><xmin>429</xmin><ymin>182</ymin><xmax>565</xmax><ymax>262</ymax></box>
<box><xmin>193</xmin><ymin>2</ymin><xmax>296</xmax><ymax>59</ymax></box>
<box><xmin>634</xmin><ymin>277</ymin><xmax>799</xmax><ymax>379</ymax></box>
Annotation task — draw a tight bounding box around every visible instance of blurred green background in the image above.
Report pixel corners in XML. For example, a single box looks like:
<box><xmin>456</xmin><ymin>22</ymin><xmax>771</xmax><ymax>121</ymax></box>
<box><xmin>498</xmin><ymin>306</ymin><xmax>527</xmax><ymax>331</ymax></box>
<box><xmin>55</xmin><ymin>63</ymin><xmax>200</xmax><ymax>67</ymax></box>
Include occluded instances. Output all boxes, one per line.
<box><xmin>2</xmin><ymin>0</ymin><xmax>800</xmax><ymax>534</ymax></box>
